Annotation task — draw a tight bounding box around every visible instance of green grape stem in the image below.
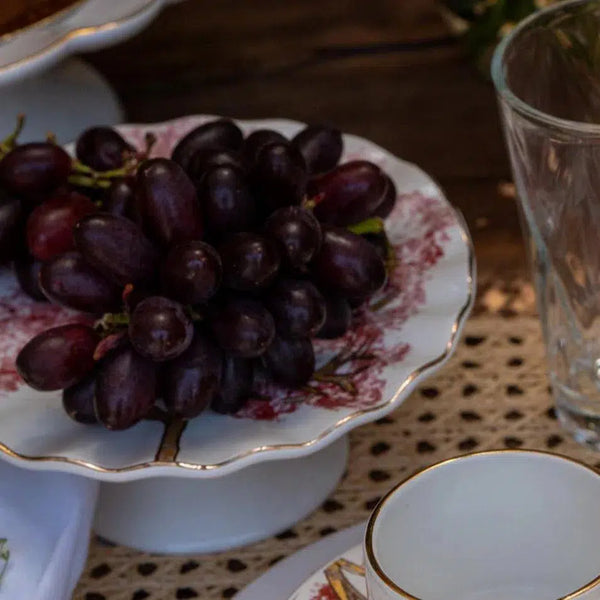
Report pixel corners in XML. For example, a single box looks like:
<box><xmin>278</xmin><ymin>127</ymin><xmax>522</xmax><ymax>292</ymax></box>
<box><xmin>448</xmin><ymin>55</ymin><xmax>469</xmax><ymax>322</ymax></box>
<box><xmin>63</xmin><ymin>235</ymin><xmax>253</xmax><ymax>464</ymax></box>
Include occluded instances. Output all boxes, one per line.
<box><xmin>347</xmin><ymin>216</ymin><xmax>385</xmax><ymax>235</ymax></box>
<box><xmin>0</xmin><ymin>114</ymin><xmax>25</xmax><ymax>159</ymax></box>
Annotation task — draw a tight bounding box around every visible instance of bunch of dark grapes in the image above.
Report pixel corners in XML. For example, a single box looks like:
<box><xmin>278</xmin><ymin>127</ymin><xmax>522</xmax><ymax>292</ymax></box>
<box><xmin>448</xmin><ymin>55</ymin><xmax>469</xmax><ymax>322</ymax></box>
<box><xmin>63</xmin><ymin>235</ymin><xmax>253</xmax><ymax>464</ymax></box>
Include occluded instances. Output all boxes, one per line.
<box><xmin>5</xmin><ymin>118</ymin><xmax>398</xmax><ymax>431</ymax></box>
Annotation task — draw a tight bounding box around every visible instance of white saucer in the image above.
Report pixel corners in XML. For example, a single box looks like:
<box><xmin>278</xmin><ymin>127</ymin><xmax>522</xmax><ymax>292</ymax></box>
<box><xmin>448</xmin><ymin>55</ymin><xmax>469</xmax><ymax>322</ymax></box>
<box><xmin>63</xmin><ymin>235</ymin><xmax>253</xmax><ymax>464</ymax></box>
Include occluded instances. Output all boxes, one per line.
<box><xmin>237</xmin><ymin>523</ymin><xmax>365</xmax><ymax>600</ymax></box>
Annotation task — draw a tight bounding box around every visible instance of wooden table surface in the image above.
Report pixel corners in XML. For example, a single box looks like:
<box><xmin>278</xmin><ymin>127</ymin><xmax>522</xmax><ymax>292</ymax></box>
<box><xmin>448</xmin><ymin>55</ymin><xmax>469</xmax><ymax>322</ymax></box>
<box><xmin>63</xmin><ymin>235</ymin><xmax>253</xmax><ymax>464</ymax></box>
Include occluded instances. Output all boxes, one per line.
<box><xmin>84</xmin><ymin>0</ymin><xmax>526</xmax><ymax>292</ymax></box>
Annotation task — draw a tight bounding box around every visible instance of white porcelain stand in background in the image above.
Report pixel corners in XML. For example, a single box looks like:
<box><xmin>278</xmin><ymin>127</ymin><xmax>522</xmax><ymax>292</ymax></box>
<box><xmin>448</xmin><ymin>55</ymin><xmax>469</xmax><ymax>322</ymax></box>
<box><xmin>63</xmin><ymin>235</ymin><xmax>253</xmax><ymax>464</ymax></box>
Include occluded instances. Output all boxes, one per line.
<box><xmin>93</xmin><ymin>436</ymin><xmax>348</xmax><ymax>554</ymax></box>
<box><xmin>0</xmin><ymin>58</ymin><xmax>124</xmax><ymax>143</ymax></box>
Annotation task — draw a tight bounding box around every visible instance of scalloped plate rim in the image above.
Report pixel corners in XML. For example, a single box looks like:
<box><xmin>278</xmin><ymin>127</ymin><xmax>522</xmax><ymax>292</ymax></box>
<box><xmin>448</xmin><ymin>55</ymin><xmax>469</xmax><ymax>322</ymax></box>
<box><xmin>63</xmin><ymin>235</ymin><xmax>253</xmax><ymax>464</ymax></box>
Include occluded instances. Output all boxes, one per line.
<box><xmin>0</xmin><ymin>115</ymin><xmax>475</xmax><ymax>481</ymax></box>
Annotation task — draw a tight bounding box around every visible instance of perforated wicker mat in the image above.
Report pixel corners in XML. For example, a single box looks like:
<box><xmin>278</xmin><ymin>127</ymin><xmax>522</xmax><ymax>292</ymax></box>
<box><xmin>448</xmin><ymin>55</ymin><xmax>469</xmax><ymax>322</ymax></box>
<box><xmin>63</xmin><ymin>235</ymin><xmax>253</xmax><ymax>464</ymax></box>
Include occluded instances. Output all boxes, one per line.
<box><xmin>74</xmin><ymin>282</ymin><xmax>600</xmax><ymax>600</ymax></box>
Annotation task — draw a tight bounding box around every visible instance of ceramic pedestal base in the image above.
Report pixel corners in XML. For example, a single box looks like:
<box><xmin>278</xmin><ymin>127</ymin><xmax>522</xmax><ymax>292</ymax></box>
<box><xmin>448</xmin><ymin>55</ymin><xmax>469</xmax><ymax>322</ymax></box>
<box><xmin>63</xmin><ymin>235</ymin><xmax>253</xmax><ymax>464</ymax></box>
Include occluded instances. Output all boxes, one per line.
<box><xmin>93</xmin><ymin>436</ymin><xmax>349</xmax><ymax>554</ymax></box>
<box><xmin>0</xmin><ymin>57</ymin><xmax>124</xmax><ymax>143</ymax></box>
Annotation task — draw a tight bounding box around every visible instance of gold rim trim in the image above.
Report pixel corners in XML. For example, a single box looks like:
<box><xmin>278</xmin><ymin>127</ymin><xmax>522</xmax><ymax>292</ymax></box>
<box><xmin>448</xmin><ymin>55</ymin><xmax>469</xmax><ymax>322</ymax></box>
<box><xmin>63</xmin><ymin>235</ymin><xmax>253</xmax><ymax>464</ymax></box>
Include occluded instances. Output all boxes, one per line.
<box><xmin>365</xmin><ymin>449</ymin><xmax>600</xmax><ymax>600</ymax></box>
<box><xmin>0</xmin><ymin>0</ymin><xmax>164</xmax><ymax>75</ymax></box>
<box><xmin>0</xmin><ymin>141</ymin><xmax>475</xmax><ymax>475</ymax></box>
<box><xmin>0</xmin><ymin>0</ymin><xmax>87</xmax><ymax>44</ymax></box>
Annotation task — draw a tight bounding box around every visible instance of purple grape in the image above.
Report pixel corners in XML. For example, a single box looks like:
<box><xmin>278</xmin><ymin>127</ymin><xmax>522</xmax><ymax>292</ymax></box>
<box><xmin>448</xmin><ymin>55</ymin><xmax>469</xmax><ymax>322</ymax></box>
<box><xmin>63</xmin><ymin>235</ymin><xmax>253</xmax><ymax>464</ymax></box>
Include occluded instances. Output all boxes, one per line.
<box><xmin>105</xmin><ymin>177</ymin><xmax>135</xmax><ymax>218</ymax></box>
<box><xmin>199</xmin><ymin>165</ymin><xmax>256</xmax><ymax>237</ymax></box>
<box><xmin>187</xmin><ymin>149</ymin><xmax>245</xmax><ymax>182</ymax></box>
<box><xmin>135</xmin><ymin>158</ymin><xmax>203</xmax><ymax>247</ymax></box>
<box><xmin>75</xmin><ymin>127</ymin><xmax>134</xmax><ymax>171</ymax></box>
<box><xmin>219</xmin><ymin>233</ymin><xmax>280</xmax><ymax>291</ymax></box>
<box><xmin>311</xmin><ymin>226</ymin><xmax>386</xmax><ymax>299</ymax></box>
<box><xmin>16</xmin><ymin>324</ymin><xmax>99</xmax><ymax>391</ymax></box>
<box><xmin>95</xmin><ymin>345</ymin><xmax>156</xmax><ymax>430</ymax></box>
<box><xmin>250</xmin><ymin>142</ymin><xmax>307</xmax><ymax>213</ymax></box>
<box><xmin>264</xmin><ymin>206</ymin><xmax>322</xmax><ymax>269</ymax></box>
<box><xmin>210</xmin><ymin>295</ymin><xmax>275</xmax><ymax>358</ymax></box>
<box><xmin>211</xmin><ymin>356</ymin><xmax>253</xmax><ymax>414</ymax></box>
<box><xmin>171</xmin><ymin>119</ymin><xmax>244</xmax><ymax>172</ymax></box>
<box><xmin>162</xmin><ymin>330</ymin><xmax>222</xmax><ymax>419</ymax></box>
<box><xmin>0</xmin><ymin>142</ymin><xmax>72</xmax><ymax>198</ymax></box>
<box><xmin>264</xmin><ymin>336</ymin><xmax>315</xmax><ymax>387</ymax></box>
<box><xmin>40</xmin><ymin>251</ymin><xmax>121</xmax><ymax>314</ymax></box>
<box><xmin>129</xmin><ymin>296</ymin><xmax>193</xmax><ymax>362</ymax></box>
<box><xmin>291</xmin><ymin>125</ymin><xmax>343</xmax><ymax>175</ymax></box>
<box><xmin>161</xmin><ymin>240</ymin><xmax>221</xmax><ymax>304</ymax></box>
<box><xmin>242</xmin><ymin>129</ymin><xmax>287</xmax><ymax>166</ymax></box>
<box><xmin>311</xmin><ymin>160</ymin><xmax>388</xmax><ymax>226</ymax></box>
<box><xmin>265</xmin><ymin>279</ymin><xmax>326</xmax><ymax>338</ymax></box>
<box><xmin>62</xmin><ymin>374</ymin><xmax>98</xmax><ymax>424</ymax></box>
<box><xmin>74</xmin><ymin>213</ymin><xmax>159</xmax><ymax>286</ymax></box>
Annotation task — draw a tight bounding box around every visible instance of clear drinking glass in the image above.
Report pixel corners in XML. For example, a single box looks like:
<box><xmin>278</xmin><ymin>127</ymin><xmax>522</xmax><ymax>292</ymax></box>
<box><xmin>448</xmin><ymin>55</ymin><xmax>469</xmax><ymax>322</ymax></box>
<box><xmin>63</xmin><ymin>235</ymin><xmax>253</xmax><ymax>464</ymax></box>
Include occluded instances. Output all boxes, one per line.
<box><xmin>492</xmin><ymin>0</ymin><xmax>600</xmax><ymax>448</ymax></box>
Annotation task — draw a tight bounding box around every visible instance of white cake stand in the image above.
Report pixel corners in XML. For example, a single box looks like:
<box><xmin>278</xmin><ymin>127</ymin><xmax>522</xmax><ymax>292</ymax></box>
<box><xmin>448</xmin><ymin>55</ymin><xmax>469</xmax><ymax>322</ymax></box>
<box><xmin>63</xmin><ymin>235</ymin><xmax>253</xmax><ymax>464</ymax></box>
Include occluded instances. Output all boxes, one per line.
<box><xmin>0</xmin><ymin>0</ymin><xmax>177</xmax><ymax>142</ymax></box>
<box><xmin>0</xmin><ymin>116</ymin><xmax>474</xmax><ymax>554</ymax></box>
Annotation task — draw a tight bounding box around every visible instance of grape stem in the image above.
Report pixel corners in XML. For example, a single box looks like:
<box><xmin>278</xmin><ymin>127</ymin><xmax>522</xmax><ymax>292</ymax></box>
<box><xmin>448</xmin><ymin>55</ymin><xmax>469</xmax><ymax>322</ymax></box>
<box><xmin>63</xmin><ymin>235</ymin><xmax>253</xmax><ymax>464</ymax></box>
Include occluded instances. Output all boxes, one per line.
<box><xmin>306</xmin><ymin>339</ymin><xmax>377</xmax><ymax>396</ymax></box>
<box><xmin>0</xmin><ymin>114</ymin><xmax>24</xmax><ymax>159</ymax></box>
<box><xmin>347</xmin><ymin>217</ymin><xmax>384</xmax><ymax>236</ymax></box>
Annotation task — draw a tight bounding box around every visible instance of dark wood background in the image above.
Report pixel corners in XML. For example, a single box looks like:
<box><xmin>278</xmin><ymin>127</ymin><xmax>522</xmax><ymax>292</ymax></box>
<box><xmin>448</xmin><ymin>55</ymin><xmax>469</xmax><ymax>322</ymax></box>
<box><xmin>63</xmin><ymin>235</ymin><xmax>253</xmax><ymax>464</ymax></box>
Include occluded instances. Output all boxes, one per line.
<box><xmin>84</xmin><ymin>0</ymin><xmax>526</xmax><ymax>290</ymax></box>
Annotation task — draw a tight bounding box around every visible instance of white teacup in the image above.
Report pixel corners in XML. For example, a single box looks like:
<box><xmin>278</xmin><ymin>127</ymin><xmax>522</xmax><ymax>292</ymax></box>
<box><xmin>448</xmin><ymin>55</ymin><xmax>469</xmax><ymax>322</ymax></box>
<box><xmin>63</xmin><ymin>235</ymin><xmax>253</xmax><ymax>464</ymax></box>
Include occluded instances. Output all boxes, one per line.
<box><xmin>365</xmin><ymin>450</ymin><xmax>600</xmax><ymax>600</ymax></box>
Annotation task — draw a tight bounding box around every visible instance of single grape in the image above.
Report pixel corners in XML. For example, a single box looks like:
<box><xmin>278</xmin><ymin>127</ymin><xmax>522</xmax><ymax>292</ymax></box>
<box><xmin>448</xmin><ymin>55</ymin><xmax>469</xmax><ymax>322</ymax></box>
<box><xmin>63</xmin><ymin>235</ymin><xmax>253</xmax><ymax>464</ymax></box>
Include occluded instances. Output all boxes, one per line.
<box><xmin>264</xmin><ymin>206</ymin><xmax>322</xmax><ymax>269</ymax></box>
<box><xmin>74</xmin><ymin>213</ymin><xmax>159</xmax><ymax>286</ymax></box>
<box><xmin>250</xmin><ymin>142</ymin><xmax>307</xmax><ymax>213</ymax></box>
<box><xmin>210</xmin><ymin>295</ymin><xmax>275</xmax><ymax>358</ymax></box>
<box><xmin>219</xmin><ymin>233</ymin><xmax>280</xmax><ymax>291</ymax></box>
<box><xmin>161</xmin><ymin>241</ymin><xmax>221</xmax><ymax>304</ymax></box>
<box><xmin>0</xmin><ymin>142</ymin><xmax>72</xmax><ymax>198</ymax></box>
<box><xmin>26</xmin><ymin>190</ymin><xmax>95</xmax><ymax>261</ymax></box>
<box><xmin>311</xmin><ymin>226</ymin><xmax>386</xmax><ymax>298</ymax></box>
<box><xmin>162</xmin><ymin>330</ymin><xmax>223</xmax><ymax>419</ymax></box>
<box><xmin>135</xmin><ymin>158</ymin><xmax>203</xmax><ymax>247</ymax></box>
<box><xmin>171</xmin><ymin>119</ymin><xmax>244</xmax><ymax>172</ymax></box>
<box><xmin>264</xmin><ymin>336</ymin><xmax>315</xmax><ymax>387</ymax></box>
<box><xmin>242</xmin><ymin>129</ymin><xmax>287</xmax><ymax>166</ymax></box>
<box><xmin>16</xmin><ymin>324</ymin><xmax>99</xmax><ymax>391</ymax></box>
<box><xmin>198</xmin><ymin>165</ymin><xmax>256</xmax><ymax>237</ymax></box>
<box><xmin>187</xmin><ymin>149</ymin><xmax>245</xmax><ymax>182</ymax></box>
<box><xmin>311</xmin><ymin>160</ymin><xmax>388</xmax><ymax>226</ymax></box>
<box><xmin>95</xmin><ymin>345</ymin><xmax>156</xmax><ymax>430</ymax></box>
<box><xmin>14</xmin><ymin>255</ymin><xmax>47</xmax><ymax>301</ymax></box>
<box><xmin>129</xmin><ymin>296</ymin><xmax>193</xmax><ymax>361</ymax></box>
<box><xmin>291</xmin><ymin>125</ymin><xmax>343</xmax><ymax>175</ymax></box>
<box><xmin>211</xmin><ymin>355</ymin><xmax>253</xmax><ymax>414</ymax></box>
<box><xmin>265</xmin><ymin>279</ymin><xmax>326</xmax><ymax>338</ymax></box>
<box><xmin>40</xmin><ymin>251</ymin><xmax>121</xmax><ymax>314</ymax></box>
<box><xmin>62</xmin><ymin>374</ymin><xmax>98</xmax><ymax>424</ymax></box>
<box><xmin>0</xmin><ymin>191</ymin><xmax>22</xmax><ymax>262</ymax></box>
<box><xmin>374</xmin><ymin>175</ymin><xmax>397</xmax><ymax>219</ymax></box>
<box><xmin>75</xmin><ymin>127</ymin><xmax>134</xmax><ymax>171</ymax></box>
<box><xmin>105</xmin><ymin>177</ymin><xmax>135</xmax><ymax>218</ymax></box>
<box><xmin>316</xmin><ymin>296</ymin><xmax>352</xmax><ymax>339</ymax></box>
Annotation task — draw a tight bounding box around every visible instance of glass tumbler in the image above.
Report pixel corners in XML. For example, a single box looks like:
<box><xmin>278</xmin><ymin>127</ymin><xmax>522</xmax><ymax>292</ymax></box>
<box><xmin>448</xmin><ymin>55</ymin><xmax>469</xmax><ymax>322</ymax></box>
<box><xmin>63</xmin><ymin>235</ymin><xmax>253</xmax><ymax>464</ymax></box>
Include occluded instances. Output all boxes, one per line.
<box><xmin>492</xmin><ymin>0</ymin><xmax>600</xmax><ymax>448</ymax></box>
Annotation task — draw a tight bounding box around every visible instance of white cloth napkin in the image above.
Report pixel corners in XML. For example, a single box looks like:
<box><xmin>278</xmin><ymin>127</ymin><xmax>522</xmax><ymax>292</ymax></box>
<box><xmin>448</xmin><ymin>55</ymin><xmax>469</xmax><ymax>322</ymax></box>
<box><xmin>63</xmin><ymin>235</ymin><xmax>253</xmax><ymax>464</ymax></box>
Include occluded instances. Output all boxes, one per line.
<box><xmin>0</xmin><ymin>460</ymin><xmax>98</xmax><ymax>600</ymax></box>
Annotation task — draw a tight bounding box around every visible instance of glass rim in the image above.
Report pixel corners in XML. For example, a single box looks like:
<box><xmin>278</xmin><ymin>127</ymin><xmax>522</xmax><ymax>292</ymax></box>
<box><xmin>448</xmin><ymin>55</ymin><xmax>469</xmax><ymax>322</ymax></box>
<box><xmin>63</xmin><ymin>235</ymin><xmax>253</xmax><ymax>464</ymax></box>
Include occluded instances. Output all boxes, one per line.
<box><xmin>491</xmin><ymin>0</ymin><xmax>600</xmax><ymax>136</ymax></box>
